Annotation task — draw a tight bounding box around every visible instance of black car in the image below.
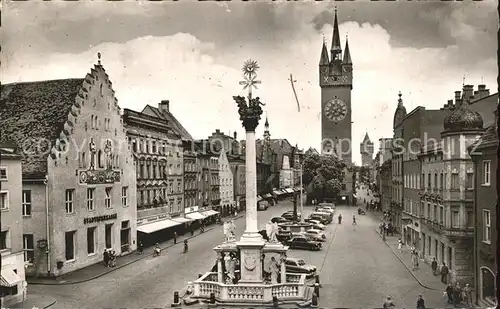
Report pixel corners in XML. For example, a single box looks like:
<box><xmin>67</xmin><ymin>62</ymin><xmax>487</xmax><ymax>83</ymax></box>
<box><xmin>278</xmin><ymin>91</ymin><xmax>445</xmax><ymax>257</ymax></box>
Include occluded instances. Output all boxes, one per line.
<box><xmin>285</xmin><ymin>236</ymin><xmax>321</xmax><ymax>251</ymax></box>
<box><xmin>276</xmin><ymin>230</ymin><xmax>293</xmax><ymax>243</ymax></box>
<box><xmin>271</xmin><ymin>217</ymin><xmax>289</xmax><ymax>224</ymax></box>
<box><xmin>284</xmin><ymin>258</ymin><xmax>317</xmax><ymax>277</ymax></box>
<box><xmin>305</xmin><ymin>215</ymin><xmax>329</xmax><ymax>225</ymax></box>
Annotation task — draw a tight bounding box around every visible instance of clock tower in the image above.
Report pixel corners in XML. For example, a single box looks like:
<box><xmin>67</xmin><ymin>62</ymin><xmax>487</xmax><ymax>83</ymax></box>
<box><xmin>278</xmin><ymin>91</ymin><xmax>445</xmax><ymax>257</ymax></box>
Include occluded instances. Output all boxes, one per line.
<box><xmin>319</xmin><ymin>8</ymin><xmax>353</xmax><ymax>165</ymax></box>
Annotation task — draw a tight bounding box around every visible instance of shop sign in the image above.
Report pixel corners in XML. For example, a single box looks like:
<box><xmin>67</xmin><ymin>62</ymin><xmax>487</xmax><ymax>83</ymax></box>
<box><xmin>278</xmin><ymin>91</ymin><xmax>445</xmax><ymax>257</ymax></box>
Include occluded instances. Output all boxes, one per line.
<box><xmin>84</xmin><ymin>213</ymin><xmax>117</xmax><ymax>224</ymax></box>
<box><xmin>185</xmin><ymin>206</ymin><xmax>199</xmax><ymax>214</ymax></box>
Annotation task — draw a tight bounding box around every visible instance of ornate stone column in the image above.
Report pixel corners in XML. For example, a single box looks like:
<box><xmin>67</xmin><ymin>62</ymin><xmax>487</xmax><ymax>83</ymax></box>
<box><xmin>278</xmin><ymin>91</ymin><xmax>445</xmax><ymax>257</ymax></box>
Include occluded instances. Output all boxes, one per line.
<box><xmin>217</xmin><ymin>252</ymin><xmax>223</xmax><ymax>283</ymax></box>
<box><xmin>235</xmin><ymin>60</ymin><xmax>266</xmax><ymax>283</ymax></box>
<box><xmin>280</xmin><ymin>253</ymin><xmax>287</xmax><ymax>284</ymax></box>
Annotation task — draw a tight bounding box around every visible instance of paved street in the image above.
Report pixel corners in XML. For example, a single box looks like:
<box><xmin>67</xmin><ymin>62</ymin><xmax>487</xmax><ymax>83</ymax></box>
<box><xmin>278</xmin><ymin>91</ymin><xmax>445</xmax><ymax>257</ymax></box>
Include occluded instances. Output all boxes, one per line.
<box><xmin>28</xmin><ymin>197</ymin><xmax>452</xmax><ymax>308</ymax></box>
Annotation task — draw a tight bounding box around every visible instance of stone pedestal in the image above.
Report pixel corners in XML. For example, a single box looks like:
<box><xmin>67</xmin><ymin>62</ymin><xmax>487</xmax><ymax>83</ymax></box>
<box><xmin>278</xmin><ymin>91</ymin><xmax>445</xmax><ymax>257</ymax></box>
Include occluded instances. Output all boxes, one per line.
<box><xmin>237</xmin><ymin>241</ymin><xmax>265</xmax><ymax>283</ymax></box>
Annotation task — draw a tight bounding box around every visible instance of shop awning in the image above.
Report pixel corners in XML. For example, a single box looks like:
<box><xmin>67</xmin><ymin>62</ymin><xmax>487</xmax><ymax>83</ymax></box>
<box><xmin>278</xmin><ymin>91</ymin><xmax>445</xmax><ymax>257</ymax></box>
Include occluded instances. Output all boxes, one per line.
<box><xmin>285</xmin><ymin>188</ymin><xmax>294</xmax><ymax>193</ymax></box>
<box><xmin>1</xmin><ymin>268</ymin><xmax>21</xmax><ymax>287</ymax></box>
<box><xmin>137</xmin><ymin>219</ymin><xmax>181</xmax><ymax>234</ymax></box>
<box><xmin>257</xmin><ymin>195</ymin><xmax>262</xmax><ymax>200</ymax></box>
<box><xmin>264</xmin><ymin>193</ymin><xmax>272</xmax><ymax>198</ymax></box>
<box><xmin>186</xmin><ymin>212</ymin><xmax>206</xmax><ymax>220</ymax></box>
<box><xmin>201</xmin><ymin>210</ymin><xmax>219</xmax><ymax>217</ymax></box>
<box><xmin>273</xmin><ymin>190</ymin><xmax>282</xmax><ymax>195</ymax></box>
<box><xmin>172</xmin><ymin>217</ymin><xmax>193</xmax><ymax>224</ymax></box>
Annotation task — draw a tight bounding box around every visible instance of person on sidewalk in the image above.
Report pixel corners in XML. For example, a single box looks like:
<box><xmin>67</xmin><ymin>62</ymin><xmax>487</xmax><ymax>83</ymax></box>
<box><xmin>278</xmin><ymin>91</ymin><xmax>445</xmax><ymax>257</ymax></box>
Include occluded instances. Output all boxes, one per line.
<box><xmin>416</xmin><ymin>294</ymin><xmax>425</xmax><ymax>309</ymax></box>
<box><xmin>173</xmin><ymin>232</ymin><xmax>177</xmax><ymax>244</ymax></box>
<box><xmin>137</xmin><ymin>241</ymin><xmax>144</xmax><ymax>255</ymax></box>
<box><xmin>383</xmin><ymin>296</ymin><xmax>395</xmax><ymax>308</ymax></box>
<box><xmin>453</xmin><ymin>282</ymin><xmax>462</xmax><ymax>306</ymax></box>
<box><xmin>431</xmin><ymin>257</ymin><xmax>438</xmax><ymax>276</ymax></box>
<box><xmin>338</xmin><ymin>214</ymin><xmax>342</xmax><ymax>224</ymax></box>
<box><xmin>462</xmin><ymin>283</ymin><xmax>472</xmax><ymax>307</ymax></box>
<box><xmin>398</xmin><ymin>238</ymin><xmax>403</xmax><ymax>253</ymax></box>
<box><xmin>440</xmin><ymin>262</ymin><xmax>449</xmax><ymax>284</ymax></box>
<box><xmin>103</xmin><ymin>249</ymin><xmax>110</xmax><ymax>267</ymax></box>
<box><xmin>445</xmin><ymin>284</ymin><xmax>454</xmax><ymax>304</ymax></box>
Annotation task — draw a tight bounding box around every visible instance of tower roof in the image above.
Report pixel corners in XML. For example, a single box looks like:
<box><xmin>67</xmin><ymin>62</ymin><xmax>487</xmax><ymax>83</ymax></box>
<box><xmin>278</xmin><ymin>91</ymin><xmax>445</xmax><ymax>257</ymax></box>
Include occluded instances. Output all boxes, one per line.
<box><xmin>264</xmin><ymin>115</ymin><xmax>269</xmax><ymax>128</ymax></box>
<box><xmin>443</xmin><ymin>99</ymin><xmax>484</xmax><ymax>132</ymax></box>
<box><xmin>331</xmin><ymin>8</ymin><xmax>342</xmax><ymax>53</ymax></box>
<box><xmin>342</xmin><ymin>36</ymin><xmax>352</xmax><ymax>64</ymax></box>
<box><xmin>319</xmin><ymin>41</ymin><xmax>330</xmax><ymax>65</ymax></box>
<box><xmin>362</xmin><ymin>132</ymin><xmax>371</xmax><ymax>143</ymax></box>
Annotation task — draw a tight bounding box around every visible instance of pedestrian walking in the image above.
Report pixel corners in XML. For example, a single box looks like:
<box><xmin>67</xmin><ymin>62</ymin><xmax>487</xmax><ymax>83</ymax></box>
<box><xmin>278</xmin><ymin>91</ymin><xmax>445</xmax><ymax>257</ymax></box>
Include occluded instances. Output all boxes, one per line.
<box><xmin>416</xmin><ymin>294</ymin><xmax>425</xmax><ymax>309</ymax></box>
<box><xmin>173</xmin><ymin>231</ymin><xmax>177</xmax><ymax>244</ymax></box>
<box><xmin>431</xmin><ymin>257</ymin><xmax>438</xmax><ymax>276</ymax></box>
<box><xmin>398</xmin><ymin>238</ymin><xmax>403</xmax><ymax>253</ymax></box>
<box><xmin>453</xmin><ymin>282</ymin><xmax>462</xmax><ymax>306</ymax></box>
<box><xmin>440</xmin><ymin>262</ymin><xmax>449</xmax><ymax>284</ymax></box>
<box><xmin>383</xmin><ymin>296</ymin><xmax>395</xmax><ymax>308</ymax></box>
<box><xmin>462</xmin><ymin>283</ymin><xmax>472</xmax><ymax>307</ymax></box>
<box><xmin>103</xmin><ymin>249</ymin><xmax>110</xmax><ymax>267</ymax></box>
<box><xmin>445</xmin><ymin>284</ymin><xmax>453</xmax><ymax>304</ymax></box>
<box><xmin>137</xmin><ymin>241</ymin><xmax>144</xmax><ymax>255</ymax></box>
<box><xmin>338</xmin><ymin>214</ymin><xmax>342</xmax><ymax>224</ymax></box>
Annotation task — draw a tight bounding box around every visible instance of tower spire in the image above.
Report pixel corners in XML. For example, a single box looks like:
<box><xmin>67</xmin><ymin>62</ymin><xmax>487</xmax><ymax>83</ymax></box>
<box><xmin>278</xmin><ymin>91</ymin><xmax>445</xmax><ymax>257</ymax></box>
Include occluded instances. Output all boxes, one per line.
<box><xmin>342</xmin><ymin>34</ymin><xmax>352</xmax><ymax>64</ymax></box>
<box><xmin>331</xmin><ymin>7</ymin><xmax>342</xmax><ymax>61</ymax></box>
<box><xmin>398</xmin><ymin>91</ymin><xmax>403</xmax><ymax>106</ymax></box>
<box><xmin>319</xmin><ymin>40</ymin><xmax>330</xmax><ymax>65</ymax></box>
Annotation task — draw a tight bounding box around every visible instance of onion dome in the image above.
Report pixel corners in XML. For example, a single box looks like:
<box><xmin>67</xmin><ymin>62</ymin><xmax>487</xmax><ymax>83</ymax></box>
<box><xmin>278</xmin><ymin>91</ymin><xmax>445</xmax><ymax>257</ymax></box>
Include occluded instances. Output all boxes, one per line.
<box><xmin>443</xmin><ymin>100</ymin><xmax>483</xmax><ymax>132</ymax></box>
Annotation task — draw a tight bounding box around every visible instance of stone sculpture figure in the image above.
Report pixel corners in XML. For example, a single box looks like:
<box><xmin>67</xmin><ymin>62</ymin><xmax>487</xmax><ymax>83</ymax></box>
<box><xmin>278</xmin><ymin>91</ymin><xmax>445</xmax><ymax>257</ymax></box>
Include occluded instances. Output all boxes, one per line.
<box><xmin>89</xmin><ymin>138</ymin><xmax>97</xmax><ymax>169</ymax></box>
<box><xmin>223</xmin><ymin>221</ymin><xmax>229</xmax><ymax>242</ymax></box>
<box><xmin>104</xmin><ymin>140</ymin><xmax>112</xmax><ymax>169</ymax></box>
<box><xmin>266</xmin><ymin>221</ymin><xmax>279</xmax><ymax>243</ymax></box>
<box><xmin>269</xmin><ymin>256</ymin><xmax>280</xmax><ymax>284</ymax></box>
<box><xmin>227</xmin><ymin>220</ymin><xmax>236</xmax><ymax>242</ymax></box>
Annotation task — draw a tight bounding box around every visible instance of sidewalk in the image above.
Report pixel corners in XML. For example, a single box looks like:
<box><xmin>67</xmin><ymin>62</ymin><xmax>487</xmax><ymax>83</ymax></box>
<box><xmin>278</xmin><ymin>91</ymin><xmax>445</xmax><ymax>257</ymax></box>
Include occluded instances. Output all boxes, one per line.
<box><xmin>10</xmin><ymin>294</ymin><xmax>57</xmax><ymax>309</ymax></box>
<box><xmin>28</xmin><ymin>213</ymin><xmax>245</xmax><ymax>285</ymax></box>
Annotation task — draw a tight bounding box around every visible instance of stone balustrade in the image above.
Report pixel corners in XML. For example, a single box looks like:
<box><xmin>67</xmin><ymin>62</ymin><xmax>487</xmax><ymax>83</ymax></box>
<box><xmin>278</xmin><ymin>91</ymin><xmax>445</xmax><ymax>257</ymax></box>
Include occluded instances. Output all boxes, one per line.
<box><xmin>193</xmin><ymin>272</ymin><xmax>307</xmax><ymax>303</ymax></box>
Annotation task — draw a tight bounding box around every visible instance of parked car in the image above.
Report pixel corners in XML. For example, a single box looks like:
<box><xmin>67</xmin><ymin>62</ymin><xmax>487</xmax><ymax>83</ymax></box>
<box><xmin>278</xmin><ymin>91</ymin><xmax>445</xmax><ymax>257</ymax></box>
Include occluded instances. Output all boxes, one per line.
<box><xmin>284</xmin><ymin>257</ymin><xmax>317</xmax><ymax>277</ymax></box>
<box><xmin>305</xmin><ymin>214</ymin><xmax>330</xmax><ymax>225</ymax></box>
<box><xmin>285</xmin><ymin>236</ymin><xmax>321</xmax><ymax>251</ymax></box>
<box><xmin>258</xmin><ymin>201</ymin><xmax>269</xmax><ymax>211</ymax></box>
<box><xmin>305</xmin><ymin>229</ymin><xmax>326</xmax><ymax>241</ymax></box>
<box><xmin>282</xmin><ymin>211</ymin><xmax>301</xmax><ymax>221</ymax></box>
<box><xmin>316</xmin><ymin>207</ymin><xmax>335</xmax><ymax>214</ymax></box>
<box><xmin>309</xmin><ymin>223</ymin><xmax>326</xmax><ymax>231</ymax></box>
<box><xmin>276</xmin><ymin>230</ymin><xmax>293</xmax><ymax>243</ymax></box>
<box><xmin>271</xmin><ymin>217</ymin><xmax>289</xmax><ymax>224</ymax></box>
<box><xmin>308</xmin><ymin>219</ymin><xmax>322</xmax><ymax>226</ymax></box>
<box><xmin>311</xmin><ymin>211</ymin><xmax>333</xmax><ymax>223</ymax></box>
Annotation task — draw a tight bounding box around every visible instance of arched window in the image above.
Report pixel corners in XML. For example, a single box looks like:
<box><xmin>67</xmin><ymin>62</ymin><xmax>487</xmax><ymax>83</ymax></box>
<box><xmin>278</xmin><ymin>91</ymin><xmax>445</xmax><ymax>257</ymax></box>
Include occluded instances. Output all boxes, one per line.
<box><xmin>91</xmin><ymin>115</ymin><xmax>94</xmax><ymax>129</ymax></box>
<box><xmin>95</xmin><ymin>116</ymin><xmax>99</xmax><ymax>129</ymax></box>
<box><xmin>81</xmin><ymin>152</ymin><xmax>86</xmax><ymax>168</ymax></box>
<box><xmin>100</xmin><ymin>84</ymin><xmax>103</xmax><ymax>96</ymax></box>
<box><xmin>480</xmin><ymin>267</ymin><xmax>495</xmax><ymax>303</ymax></box>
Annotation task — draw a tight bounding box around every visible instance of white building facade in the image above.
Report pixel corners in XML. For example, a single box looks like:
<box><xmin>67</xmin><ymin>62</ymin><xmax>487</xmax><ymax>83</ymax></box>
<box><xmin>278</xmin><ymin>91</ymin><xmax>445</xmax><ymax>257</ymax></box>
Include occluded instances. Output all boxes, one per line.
<box><xmin>219</xmin><ymin>149</ymin><xmax>234</xmax><ymax>212</ymax></box>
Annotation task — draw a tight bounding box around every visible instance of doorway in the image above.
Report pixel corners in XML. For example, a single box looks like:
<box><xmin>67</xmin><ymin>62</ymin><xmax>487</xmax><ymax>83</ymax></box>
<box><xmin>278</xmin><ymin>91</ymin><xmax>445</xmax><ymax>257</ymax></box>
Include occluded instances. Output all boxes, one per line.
<box><xmin>105</xmin><ymin>223</ymin><xmax>113</xmax><ymax>249</ymax></box>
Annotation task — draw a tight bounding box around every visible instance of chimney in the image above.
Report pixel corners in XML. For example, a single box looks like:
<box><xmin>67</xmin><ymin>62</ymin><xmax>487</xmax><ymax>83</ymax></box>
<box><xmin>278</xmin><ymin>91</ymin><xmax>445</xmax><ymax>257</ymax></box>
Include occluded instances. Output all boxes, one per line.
<box><xmin>158</xmin><ymin>100</ymin><xmax>170</xmax><ymax>112</ymax></box>
<box><xmin>215</xmin><ymin>129</ymin><xmax>220</xmax><ymax>134</ymax></box>
<box><xmin>463</xmin><ymin>85</ymin><xmax>474</xmax><ymax>102</ymax></box>
<box><xmin>233</xmin><ymin>132</ymin><xmax>237</xmax><ymax>139</ymax></box>
<box><xmin>454</xmin><ymin>91</ymin><xmax>462</xmax><ymax>106</ymax></box>
<box><xmin>478</xmin><ymin>84</ymin><xmax>490</xmax><ymax>99</ymax></box>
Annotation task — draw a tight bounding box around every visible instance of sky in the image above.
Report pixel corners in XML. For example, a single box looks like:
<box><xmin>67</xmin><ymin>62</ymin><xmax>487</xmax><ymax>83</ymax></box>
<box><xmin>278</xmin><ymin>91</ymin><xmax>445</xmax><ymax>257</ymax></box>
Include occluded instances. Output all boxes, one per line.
<box><xmin>2</xmin><ymin>1</ymin><xmax>497</xmax><ymax>165</ymax></box>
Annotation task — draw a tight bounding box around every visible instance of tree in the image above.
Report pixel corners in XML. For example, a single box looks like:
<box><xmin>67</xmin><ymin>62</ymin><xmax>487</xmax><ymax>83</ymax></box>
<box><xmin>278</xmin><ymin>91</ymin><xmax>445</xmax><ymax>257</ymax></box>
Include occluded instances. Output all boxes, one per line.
<box><xmin>303</xmin><ymin>150</ymin><xmax>346</xmax><ymax>202</ymax></box>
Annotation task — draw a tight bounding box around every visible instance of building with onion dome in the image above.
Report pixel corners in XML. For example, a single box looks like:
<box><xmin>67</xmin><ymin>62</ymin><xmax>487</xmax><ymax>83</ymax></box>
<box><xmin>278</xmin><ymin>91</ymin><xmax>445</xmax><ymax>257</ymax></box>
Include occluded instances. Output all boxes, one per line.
<box><xmin>418</xmin><ymin>94</ymin><xmax>487</xmax><ymax>285</ymax></box>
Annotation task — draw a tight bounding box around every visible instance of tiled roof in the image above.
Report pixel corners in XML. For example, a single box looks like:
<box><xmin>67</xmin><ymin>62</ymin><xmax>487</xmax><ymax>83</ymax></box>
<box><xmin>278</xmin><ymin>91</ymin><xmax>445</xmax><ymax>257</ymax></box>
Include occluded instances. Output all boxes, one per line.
<box><xmin>0</xmin><ymin>79</ymin><xmax>84</xmax><ymax>178</ymax></box>
<box><xmin>143</xmin><ymin>105</ymin><xmax>193</xmax><ymax>140</ymax></box>
<box><xmin>469</xmin><ymin>124</ymin><xmax>498</xmax><ymax>152</ymax></box>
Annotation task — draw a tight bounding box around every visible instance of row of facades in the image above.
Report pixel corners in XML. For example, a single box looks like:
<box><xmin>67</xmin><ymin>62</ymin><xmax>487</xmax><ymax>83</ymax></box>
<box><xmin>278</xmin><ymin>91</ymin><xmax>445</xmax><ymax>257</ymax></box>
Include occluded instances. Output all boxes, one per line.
<box><xmin>374</xmin><ymin>85</ymin><xmax>497</xmax><ymax>307</ymax></box>
<box><xmin>0</xmin><ymin>60</ymin><xmax>302</xmax><ymax>306</ymax></box>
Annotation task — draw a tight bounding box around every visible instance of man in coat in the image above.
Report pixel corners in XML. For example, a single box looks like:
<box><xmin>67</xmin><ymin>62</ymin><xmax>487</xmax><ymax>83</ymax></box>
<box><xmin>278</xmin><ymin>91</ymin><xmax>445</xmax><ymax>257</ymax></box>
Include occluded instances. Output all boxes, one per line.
<box><xmin>440</xmin><ymin>262</ymin><xmax>449</xmax><ymax>284</ymax></box>
<box><xmin>431</xmin><ymin>257</ymin><xmax>438</xmax><ymax>276</ymax></box>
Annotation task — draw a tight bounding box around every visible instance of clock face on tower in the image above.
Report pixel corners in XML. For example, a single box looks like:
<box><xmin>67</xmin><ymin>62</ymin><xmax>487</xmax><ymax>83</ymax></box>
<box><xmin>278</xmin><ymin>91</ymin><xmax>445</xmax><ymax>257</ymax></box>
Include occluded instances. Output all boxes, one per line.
<box><xmin>324</xmin><ymin>99</ymin><xmax>348</xmax><ymax>122</ymax></box>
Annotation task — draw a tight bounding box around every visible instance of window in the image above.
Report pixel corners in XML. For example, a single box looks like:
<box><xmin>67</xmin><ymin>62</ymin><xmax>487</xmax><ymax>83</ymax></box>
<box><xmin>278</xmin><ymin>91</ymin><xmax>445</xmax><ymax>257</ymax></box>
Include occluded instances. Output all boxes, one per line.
<box><xmin>466</xmin><ymin>172</ymin><xmax>474</xmax><ymax>189</ymax></box>
<box><xmin>122</xmin><ymin>187</ymin><xmax>128</xmax><ymax>207</ymax></box>
<box><xmin>482</xmin><ymin>161</ymin><xmax>491</xmax><ymax>185</ymax></box>
<box><xmin>0</xmin><ymin>192</ymin><xmax>9</xmax><ymax>210</ymax></box>
<box><xmin>0</xmin><ymin>230</ymin><xmax>7</xmax><ymax>250</ymax></box>
<box><xmin>481</xmin><ymin>267</ymin><xmax>495</xmax><ymax>304</ymax></box>
<box><xmin>439</xmin><ymin>206</ymin><xmax>444</xmax><ymax>224</ymax></box>
<box><xmin>451</xmin><ymin>211</ymin><xmax>459</xmax><ymax>228</ymax></box>
<box><xmin>451</xmin><ymin>173</ymin><xmax>459</xmax><ymax>189</ymax></box>
<box><xmin>433</xmin><ymin>205</ymin><xmax>437</xmax><ymax>221</ymax></box>
<box><xmin>427</xmin><ymin>173</ymin><xmax>431</xmax><ymax>188</ymax></box>
<box><xmin>105</xmin><ymin>187</ymin><xmax>112</xmax><ymax>208</ymax></box>
<box><xmin>177</xmin><ymin>182</ymin><xmax>181</xmax><ymax>193</ymax></box>
<box><xmin>466</xmin><ymin>211</ymin><xmax>473</xmax><ymax>228</ymax></box>
<box><xmin>421</xmin><ymin>173</ymin><xmax>425</xmax><ymax>188</ymax></box>
<box><xmin>87</xmin><ymin>188</ymin><xmax>95</xmax><ymax>211</ymax></box>
<box><xmin>483</xmin><ymin>210</ymin><xmax>491</xmax><ymax>242</ymax></box>
<box><xmin>132</xmin><ymin>140</ymin><xmax>137</xmax><ymax>152</ymax></box>
<box><xmin>23</xmin><ymin>234</ymin><xmax>34</xmax><ymax>262</ymax></box>
<box><xmin>434</xmin><ymin>173</ymin><xmax>438</xmax><ymax>189</ymax></box>
<box><xmin>65</xmin><ymin>231</ymin><xmax>76</xmax><ymax>261</ymax></box>
<box><xmin>105</xmin><ymin>224</ymin><xmax>113</xmax><ymax>249</ymax></box>
<box><xmin>22</xmin><ymin>190</ymin><xmax>31</xmax><ymax>216</ymax></box>
<box><xmin>440</xmin><ymin>173</ymin><xmax>444</xmax><ymax>189</ymax></box>
<box><xmin>152</xmin><ymin>141</ymin><xmax>157</xmax><ymax>153</ymax></box>
<box><xmin>87</xmin><ymin>227</ymin><xmax>96</xmax><ymax>255</ymax></box>
<box><xmin>0</xmin><ymin>167</ymin><xmax>7</xmax><ymax>180</ymax></box>
<box><xmin>65</xmin><ymin>189</ymin><xmax>74</xmax><ymax>214</ymax></box>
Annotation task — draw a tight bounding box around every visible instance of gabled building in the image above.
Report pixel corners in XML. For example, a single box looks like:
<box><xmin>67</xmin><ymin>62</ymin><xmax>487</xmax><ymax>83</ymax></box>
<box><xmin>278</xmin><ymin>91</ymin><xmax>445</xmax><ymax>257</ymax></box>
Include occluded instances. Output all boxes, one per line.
<box><xmin>0</xmin><ymin>57</ymin><xmax>137</xmax><ymax>277</ymax></box>
<box><xmin>0</xmin><ymin>143</ymin><xmax>27</xmax><ymax>307</ymax></box>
